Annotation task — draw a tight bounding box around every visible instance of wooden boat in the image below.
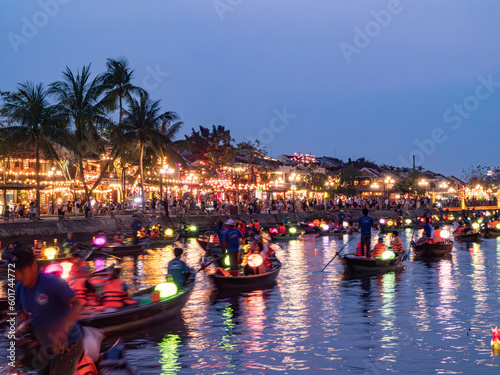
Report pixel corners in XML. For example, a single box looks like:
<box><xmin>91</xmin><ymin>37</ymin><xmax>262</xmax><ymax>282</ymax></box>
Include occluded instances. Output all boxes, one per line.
<box><xmin>316</xmin><ymin>230</ymin><xmax>346</xmax><ymax>237</ymax></box>
<box><xmin>299</xmin><ymin>222</ymin><xmax>320</xmax><ymax>234</ymax></box>
<box><xmin>196</xmin><ymin>238</ymin><xmax>223</xmax><ymax>254</ymax></box>
<box><xmin>340</xmin><ymin>251</ymin><xmax>406</xmax><ymax>274</ymax></box>
<box><xmin>411</xmin><ymin>241</ymin><xmax>453</xmax><ymax>257</ymax></box>
<box><xmin>481</xmin><ymin>228</ymin><xmax>500</xmax><ymax>238</ymax></box>
<box><xmin>271</xmin><ymin>234</ymin><xmax>300</xmax><ymax>241</ymax></box>
<box><xmin>208</xmin><ymin>258</ymin><xmax>282</xmax><ymax>292</ymax></box>
<box><xmin>79</xmin><ymin>281</ymin><xmax>195</xmax><ymax>336</ymax></box>
<box><xmin>379</xmin><ymin>225</ymin><xmax>405</xmax><ymax>234</ymax></box>
<box><xmin>87</xmin><ymin>242</ymin><xmax>148</xmax><ymax>259</ymax></box>
<box><xmin>453</xmin><ymin>232</ymin><xmax>482</xmax><ymax>242</ymax></box>
<box><xmin>148</xmin><ymin>232</ymin><xmax>180</xmax><ymax>247</ymax></box>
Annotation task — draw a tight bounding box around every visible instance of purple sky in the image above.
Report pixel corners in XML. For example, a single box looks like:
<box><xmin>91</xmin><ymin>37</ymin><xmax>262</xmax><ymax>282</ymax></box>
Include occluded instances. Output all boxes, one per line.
<box><xmin>1</xmin><ymin>0</ymin><xmax>500</xmax><ymax>177</ymax></box>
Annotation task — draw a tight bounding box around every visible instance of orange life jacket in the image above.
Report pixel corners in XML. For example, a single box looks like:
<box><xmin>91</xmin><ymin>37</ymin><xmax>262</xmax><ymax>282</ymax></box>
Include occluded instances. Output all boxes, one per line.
<box><xmin>456</xmin><ymin>227</ymin><xmax>463</xmax><ymax>234</ymax></box>
<box><xmin>254</xmin><ymin>222</ymin><xmax>261</xmax><ymax>230</ymax></box>
<box><xmin>356</xmin><ymin>242</ymin><xmax>362</xmax><ymax>256</ymax></box>
<box><xmin>102</xmin><ymin>279</ymin><xmax>137</xmax><ymax>308</ymax></box>
<box><xmin>433</xmin><ymin>229</ymin><xmax>443</xmax><ymax>242</ymax></box>
<box><xmin>73</xmin><ymin>278</ymin><xmax>100</xmax><ymax>307</ymax></box>
<box><xmin>278</xmin><ymin>226</ymin><xmax>287</xmax><ymax>235</ymax></box>
<box><xmin>372</xmin><ymin>243</ymin><xmax>386</xmax><ymax>257</ymax></box>
<box><xmin>261</xmin><ymin>252</ymin><xmax>272</xmax><ymax>268</ymax></box>
<box><xmin>427</xmin><ymin>237</ymin><xmax>435</xmax><ymax>244</ymax></box>
<box><xmin>76</xmin><ymin>354</ymin><xmax>98</xmax><ymax>375</ymax></box>
<box><xmin>216</xmin><ymin>267</ymin><xmax>231</xmax><ymax>276</ymax></box>
<box><xmin>392</xmin><ymin>238</ymin><xmax>403</xmax><ymax>253</ymax></box>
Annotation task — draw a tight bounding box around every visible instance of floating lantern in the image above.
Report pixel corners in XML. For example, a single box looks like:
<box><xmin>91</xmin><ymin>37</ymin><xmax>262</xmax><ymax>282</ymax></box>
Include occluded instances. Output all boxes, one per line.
<box><xmin>472</xmin><ymin>223</ymin><xmax>480</xmax><ymax>230</ymax></box>
<box><xmin>321</xmin><ymin>224</ymin><xmax>329</xmax><ymax>232</ymax></box>
<box><xmin>189</xmin><ymin>225</ymin><xmax>197</xmax><ymax>232</ymax></box>
<box><xmin>381</xmin><ymin>251</ymin><xmax>395</xmax><ymax>260</ymax></box>
<box><xmin>93</xmin><ymin>236</ymin><xmax>107</xmax><ymax>247</ymax></box>
<box><xmin>43</xmin><ymin>247</ymin><xmax>57</xmax><ymax>260</ymax></box>
<box><xmin>165</xmin><ymin>228</ymin><xmax>174</xmax><ymax>237</ymax></box>
<box><xmin>405</xmin><ymin>219</ymin><xmax>412</xmax><ymax>225</ymax></box>
<box><xmin>492</xmin><ymin>327</ymin><xmax>500</xmax><ymax>350</ymax></box>
<box><xmin>155</xmin><ymin>282</ymin><xmax>177</xmax><ymax>298</ymax></box>
<box><xmin>247</xmin><ymin>253</ymin><xmax>263</xmax><ymax>267</ymax></box>
<box><xmin>441</xmin><ymin>230</ymin><xmax>450</xmax><ymax>239</ymax></box>
<box><xmin>387</xmin><ymin>220</ymin><xmax>394</xmax><ymax>226</ymax></box>
<box><xmin>44</xmin><ymin>262</ymin><xmax>63</xmax><ymax>277</ymax></box>
<box><xmin>289</xmin><ymin>227</ymin><xmax>297</xmax><ymax>234</ymax></box>
<box><xmin>379</xmin><ymin>219</ymin><xmax>386</xmax><ymax>225</ymax></box>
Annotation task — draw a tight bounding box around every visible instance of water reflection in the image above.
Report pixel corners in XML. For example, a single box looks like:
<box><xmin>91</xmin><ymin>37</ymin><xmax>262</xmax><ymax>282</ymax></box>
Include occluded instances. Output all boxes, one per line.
<box><xmin>159</xmin><ymin>334</ymin><xmax>182</xmax><ymax>374</ymax></box>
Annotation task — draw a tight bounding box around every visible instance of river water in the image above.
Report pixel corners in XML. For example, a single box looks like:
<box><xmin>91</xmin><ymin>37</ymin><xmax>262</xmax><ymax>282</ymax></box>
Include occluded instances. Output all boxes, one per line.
<box><xmin>2</xmin><ymin>228</ymin><xmax>500</xmax><ymax>374</ymax></box>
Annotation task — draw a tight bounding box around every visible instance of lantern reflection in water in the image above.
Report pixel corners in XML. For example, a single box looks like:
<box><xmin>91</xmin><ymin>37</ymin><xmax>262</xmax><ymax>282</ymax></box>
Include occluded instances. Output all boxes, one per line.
<box><xmin>159</xmin><ymin>333</ymin><xmax>182</xmax><ymax>373</ymax></box>
<box><xmin>219</xmin><ymin>303</ymin><xmax>237</xmax><ymax>352</ymax></box>
<box><xmin>243</xmin><ymin>290</ymin><xmax>267</xmax><ymax>353</ymax></box>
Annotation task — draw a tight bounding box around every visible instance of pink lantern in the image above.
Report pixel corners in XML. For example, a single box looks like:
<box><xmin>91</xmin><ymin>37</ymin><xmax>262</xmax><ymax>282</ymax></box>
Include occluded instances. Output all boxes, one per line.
<box><xmin>93</xmin><ymin>236</ymin><xmax>107</xmax><ymax>247</ymax></box>
<box><xmin>44</xmin><ymin>263</ymin><xmax>63</xmax><ymax>277</ymax></box>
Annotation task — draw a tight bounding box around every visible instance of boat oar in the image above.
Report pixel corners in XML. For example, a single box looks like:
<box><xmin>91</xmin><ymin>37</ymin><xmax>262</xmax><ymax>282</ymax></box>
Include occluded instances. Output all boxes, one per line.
<box><xmin>88</xmin><ymin>249</ymin><xmax>124</xmax><ymax>261</ymax></box>
<box><xmin>196</xmin><ymin>255</ymin><xmax>221</xmax><ymax>273</ymax></box>
<box><xmin>321</xmin><ymin>242</ymin><xmax>349</xmax><ymax>272</ymax></box>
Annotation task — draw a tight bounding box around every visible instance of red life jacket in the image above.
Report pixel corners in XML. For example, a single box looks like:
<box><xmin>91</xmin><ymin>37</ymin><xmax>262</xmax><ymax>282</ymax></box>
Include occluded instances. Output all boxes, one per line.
<box><xmin>102</xmin><ymin>279</ymin><xmax>137</xmax><ymax>308</ymax></box>
<box><xmin>76</xmin><ymin>354</ymin><xmax>98</xmax><ymax>375</ymax></box>
<box><xmin>356</xmin><ymin>242</ymin><xmax>362</xmax><ymax>256</ymax></box>
<box><xmin>278</xmin><ymin>226</ymin><xmax>287</xmax><ymax>235</ymax></box>
<box><xmin>372</xmin><ymin>243</ymin><xmax>386</xmax><ymax>257</ymax></box>
<box><xmin>254</xmin><ymin>222</ymin><xmax>261</xmax><ymax>230</ymax></box>
<box><xmin>73</xmin><ymin>278</ymin><xmax>100</xmax><ymax>307</ymax></box>
<box><xmin>392</xmin><ymin>238</ymin><xmax>403</xmax><ymax>253</ymax></box>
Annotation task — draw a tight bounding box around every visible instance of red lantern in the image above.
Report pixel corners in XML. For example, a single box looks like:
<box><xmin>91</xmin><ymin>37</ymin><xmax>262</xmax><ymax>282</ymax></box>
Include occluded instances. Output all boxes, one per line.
<box><xmin>492</xmin><ymin>327</ymin><xmax>500</xmax><ymax>350</ymax></box>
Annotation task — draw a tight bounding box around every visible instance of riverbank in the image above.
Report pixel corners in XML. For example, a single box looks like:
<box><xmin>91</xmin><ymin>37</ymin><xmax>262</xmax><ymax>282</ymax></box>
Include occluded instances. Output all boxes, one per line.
<box><xmin>0</xmin><ymin>208</ymin><xmax>425</xmax><ymax>241</ymax></box>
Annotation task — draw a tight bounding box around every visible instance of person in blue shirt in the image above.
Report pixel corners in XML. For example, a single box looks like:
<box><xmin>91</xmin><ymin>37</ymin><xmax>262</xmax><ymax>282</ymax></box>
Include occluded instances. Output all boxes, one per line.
<box><xmin>338</xmin><ymin>210</ymin><xmax>346</xmax><ymax>227</ymax></box>
<box><xmin>416</xmin><ymin>217</ymin><xmax>433</xmax><ymax>244</ymax></box>
<box><xmin>212</xmin><ymin>221</ymin><xmax>226</xmax><ymax>242</ymax></box>
<box><xmin>221</xmin><ymin>219</ymin><xmax>243</xmax><ymax>270</ymax></box>
<box><xmin>10</xmin><ymin>245</ymin><xmax>84</xmax><ymax>374</ymax></box>
<box><xmin>62</xmin><ymin>232</ymin><xmax>77</xmax><ymax>254</ymax></box>
<box><xmin>358</xmin><ymin>208</ymin><xmax>374</xmax><ymax>257</ymax></box>
<box><xmin>167</xmin><ymin>247</ymin><xmax>193</xmax><ymax>287</ymax></box>
<box><xmin>347</xmin><ymin>211</ymin><xmax>354</xmax><ymax>226</ymax></box>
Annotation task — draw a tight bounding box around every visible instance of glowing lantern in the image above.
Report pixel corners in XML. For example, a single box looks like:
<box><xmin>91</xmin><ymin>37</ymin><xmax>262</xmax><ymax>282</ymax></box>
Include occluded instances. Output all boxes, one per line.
<box><xmin>93</xmin><ymin>236</ymin><xmax>107</xmax><ymax>247</ymax></box>
<box><xmin>154</xmin><ymin>282</ymin><xmax>178</xmax><ymax>298</ymax></box>
<box><xmin>247</xmin><ymin>253</ymin><xmax>263</xmax><ymax>267</ymax></box>
<box><xmin>381</xmin><ymin>251</ymin><xmax>395</xmax><ymax>260</ymax></box>
<box><xmin>478</xmin><ymin>219</ymin><xmax>483</xmax><ymax>224</ymax></box>
<box><xmin>321</xmin><ymin>224</ymin><xmax>329</xmax><ymax>232</ymax></box>
<box><xmin>165</xmin><ymin>228</ymin><xmax>174</xmax><ymax>237</ymax></box>
<box><xmin>449</xmin><ymin>216</ymin><xmax>455</xmax><ymax>221</ymax></box>
<box><xmin>497</xmin><ymin>224</ymin><xmax>500</xmax><ymax>230</ymax></box>
<box><xmin>44</xmin><ymin>247</ymin><xmax>57</xmax><ymax>260</ymax></box>
<box><xmin>420</xmin><ymin>218</ymin><xmax>425</xmax><ymax>222</ymax></box>
<box><xmin>405</xmin><ymin>219</ymin><xmax>412</xmax><ymax>225</ymax></box>
<box><xmin>492</xmin><ymin>327</ymin><xmax>500</xmax><ymax>350</ymax></box>
<box><xmin>289</xmin><ymin>227</ymin><xmax>297</xmax><ymax>234</ymax></box>
<box><xmin>387</xmin><ymin>220</ymin><xmax>394</xmax><ymax>226</ymax></box>
<box><xmin>308</xmin><ymin>222</ymin><xmax>315</xmax><ymax>227</ymax></box>
<box><xmin>60</xmin><ymin>261</ymin><xmax>72</xmax><ymax>279</ymax></box>
<box><xmin>472</xmin><ymin>223</ymin><xmax>480</xmax><ymax>230</ymax></box>
<box><xmin>44</xmin><ymin>262</ymin><xmax>63</xmax><ymax>277</ymax></box>
<box><xmin>189</xmin><ymin>225</ymin><xmax>197</xmax><ymax>232</ymax></box>
<box><xmin>379</xmin><ymin>219</ymin><xmax>386</xmax><ymax>225</ymax></box>
<box><xmin>441</xmin><ymin>230</ymin><xmax>450</xmax><ymax>239</ymax></box>
<box><xmin>224</xmin><ymin>256</ymin><xmax>230</xmax><ymax>266</ymax></box>
<box><xmin>342</xmin><ymin>221</ymin><xmax>348</xmax><ymax>228</ymax></box>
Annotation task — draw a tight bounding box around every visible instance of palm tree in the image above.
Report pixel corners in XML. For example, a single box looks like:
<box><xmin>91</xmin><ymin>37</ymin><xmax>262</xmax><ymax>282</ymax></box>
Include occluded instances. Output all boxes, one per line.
<box><xmin>49</xmin><ymin>64</ymin><xmax>110</xmax><ymax>201</ymax></box>
<box><xmin>121</xmin><ymin>92</ymin><xmax>184</xmax><ymax>209</ymax></box>
<box><xmin>101</xmin><ymin>57</ymin><xmax>144</xmax><ymax>125</ymax></box>
<box><xmin>0</xmin><ymin>81</ymin><xmax>66</xmax><ymax>215</ymax></box>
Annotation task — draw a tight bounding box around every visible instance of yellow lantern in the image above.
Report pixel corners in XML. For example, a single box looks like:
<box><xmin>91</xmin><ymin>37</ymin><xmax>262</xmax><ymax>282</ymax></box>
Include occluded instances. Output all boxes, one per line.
<box><xmin>381</xmin><ymin>251</ymin><xmax>395</xmax><ymax>260</ymax></box>
<box><xmin>43</xmin><ymin>247</ymin><xmax>57</xmax><ymax>260</ymax></box>
<box><xmin>247</xmin><ymin>253</ymin><xmax>263</xmax><ymax>267</ymax></box>
<box><xmin>165</xmin><ymin>228</ymin><xmax>174</xmax><ymax>237</ymax></box>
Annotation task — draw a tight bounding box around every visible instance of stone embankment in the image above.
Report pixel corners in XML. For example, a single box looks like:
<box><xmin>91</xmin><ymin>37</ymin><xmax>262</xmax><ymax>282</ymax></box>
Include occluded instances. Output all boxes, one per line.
<box><xmin>0</xmin><ymin>208</ymin><xmax>425</xmax><ymax>241</ymax></box>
